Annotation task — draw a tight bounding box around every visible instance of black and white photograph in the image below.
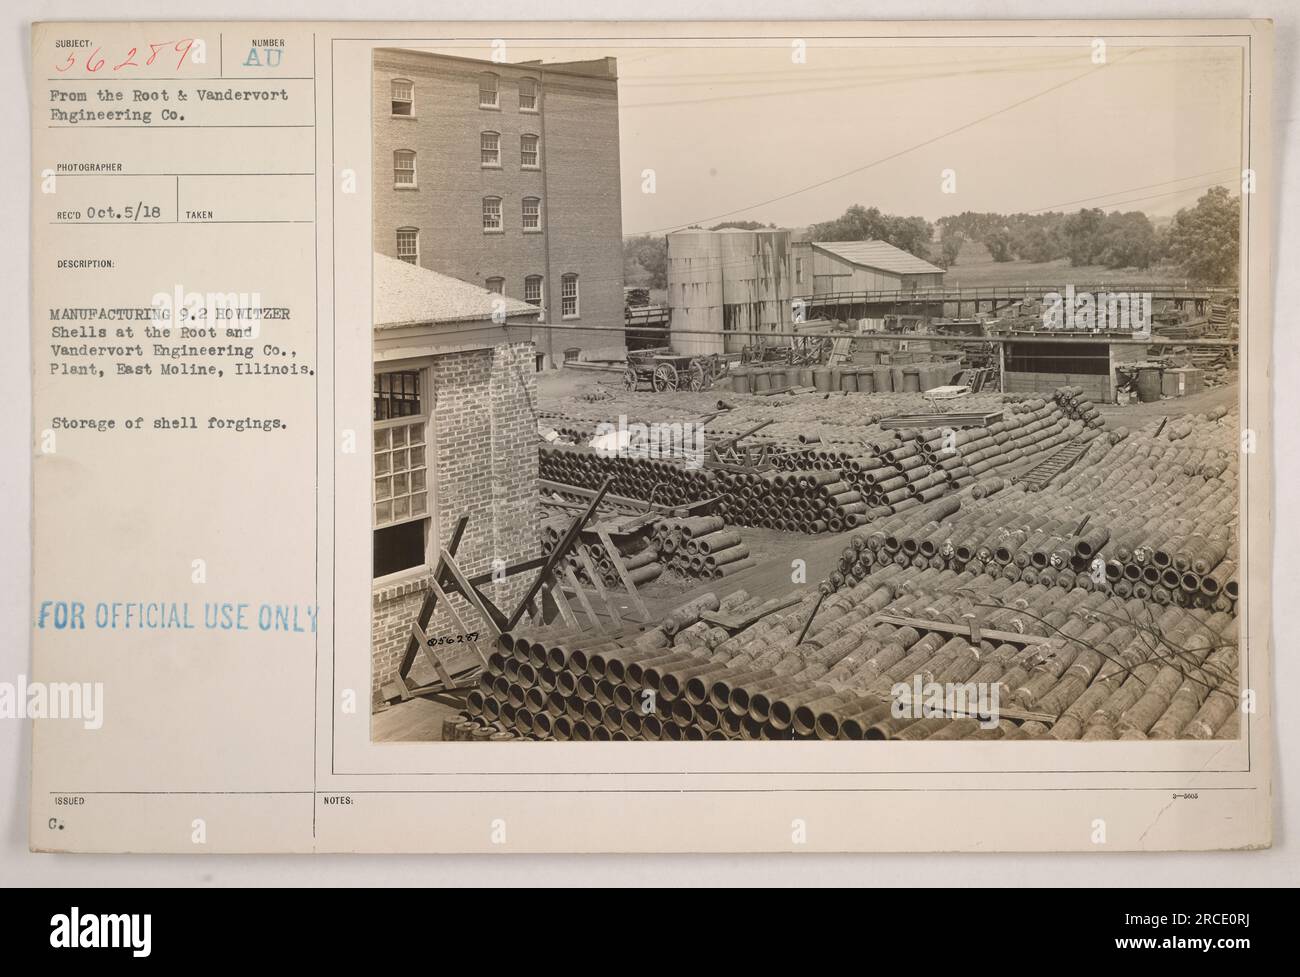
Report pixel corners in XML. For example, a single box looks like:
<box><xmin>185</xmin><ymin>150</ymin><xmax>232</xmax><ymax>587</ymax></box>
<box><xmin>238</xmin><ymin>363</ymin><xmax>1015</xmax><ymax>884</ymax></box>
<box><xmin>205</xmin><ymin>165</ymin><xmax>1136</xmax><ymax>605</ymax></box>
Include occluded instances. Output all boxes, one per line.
<box><xmin>368</xmin><ymin>38</ymin><xmax>1251</xmax><ymax>749</ymax></box>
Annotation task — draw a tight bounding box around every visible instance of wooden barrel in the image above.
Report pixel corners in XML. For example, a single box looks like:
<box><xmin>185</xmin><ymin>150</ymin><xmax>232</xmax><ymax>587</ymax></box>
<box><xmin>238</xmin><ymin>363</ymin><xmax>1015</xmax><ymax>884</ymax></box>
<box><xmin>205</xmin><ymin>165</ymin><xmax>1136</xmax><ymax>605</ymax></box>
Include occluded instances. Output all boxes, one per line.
<box><xmin>1137</xmin><ymin>367</ymin><xmax>1162</xmax><ymax>402</ymax></box>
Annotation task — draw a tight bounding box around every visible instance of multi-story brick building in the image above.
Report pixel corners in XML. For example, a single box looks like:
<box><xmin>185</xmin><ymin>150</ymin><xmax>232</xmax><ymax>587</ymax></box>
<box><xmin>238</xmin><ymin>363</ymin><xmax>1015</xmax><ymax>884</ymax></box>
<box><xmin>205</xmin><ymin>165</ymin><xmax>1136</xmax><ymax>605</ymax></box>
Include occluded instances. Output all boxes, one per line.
<box><xmin>373</xmin><ymin>48</ymin><xmax>625</xmax><ymax>366</ymax></box>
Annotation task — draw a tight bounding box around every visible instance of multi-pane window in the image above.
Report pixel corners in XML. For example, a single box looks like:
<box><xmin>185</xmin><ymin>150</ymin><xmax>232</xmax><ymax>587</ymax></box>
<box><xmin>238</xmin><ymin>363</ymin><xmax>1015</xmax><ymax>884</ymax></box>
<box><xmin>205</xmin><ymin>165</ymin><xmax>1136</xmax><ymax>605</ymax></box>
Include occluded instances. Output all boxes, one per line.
<box><xmin>522</xmin><ymin>197</ymin><xmax>540</xmax><ymax>231</ymax></box>
<box><xmin>480</xmin><ymin>131</ymin><xmax>500</xmax><ymax>167</ymax></box>
<box><xmin>373</xmin><ymin>370</ymin><xmax>430</xmax><ymax>577</ymax></box>
<box><xmin>520</xmin><ymin>133</ymin><xmax>540</xmax><ymax>168</ymax></box>
<box><xmin>479</xmin><ymin>73</ymin><xmax>498</xmax><ymax>108</ymax></box>
<box><xmin>795</xmin><ymin>257</ymin><xmax>804</xmax><ymax>284</ymax></box>
<box><xmin>561</xmin><ymin>273</ymin><xmax>579</xmax><ymax>318</ymax></box>
<box><xmin>482</xmin><ymin>197</ymin><xmax>502</xmax><ymax>232</ymax></box>
<box><xmin>524</xmin><ymin>275</ymin><xmax>543</xmax><ymax>306</ymax></box>
<box><xmin>519</xmin><ymin>78</ymin><xmax>538</xmax><ymax>111</ymax></box>
<box><xmin>394</xmin><ymin>150</ymin><xmax>416</xmax><ymax>187</ymax></box>
<box><xmin>486</xmin><ymin>276</ymin><xmax>505</xmax><ymax>294</ymax></box>
<box><xmin>396</xmin><ymin>228</ymin><xmax>418</xmax><ymax>264</ymax></box>
<box><xmin>391</xmin><ymin>79</ymin><xmax>413</xmax><ymax>116</ymax></box>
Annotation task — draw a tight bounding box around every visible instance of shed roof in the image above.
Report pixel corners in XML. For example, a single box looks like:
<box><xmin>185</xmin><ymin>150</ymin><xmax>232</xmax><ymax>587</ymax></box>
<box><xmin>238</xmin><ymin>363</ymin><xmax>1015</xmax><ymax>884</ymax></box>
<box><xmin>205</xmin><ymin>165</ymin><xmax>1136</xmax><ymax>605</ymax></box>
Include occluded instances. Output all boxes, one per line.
<box><xmin>374</xmin><ymin>253</ymin><xmax>539</xmax><ymax>330</ymax></box>
<box><xmin>812</xmin><ymin>240</ymin><xmax>945</xmax><ymax>276</ymax></box>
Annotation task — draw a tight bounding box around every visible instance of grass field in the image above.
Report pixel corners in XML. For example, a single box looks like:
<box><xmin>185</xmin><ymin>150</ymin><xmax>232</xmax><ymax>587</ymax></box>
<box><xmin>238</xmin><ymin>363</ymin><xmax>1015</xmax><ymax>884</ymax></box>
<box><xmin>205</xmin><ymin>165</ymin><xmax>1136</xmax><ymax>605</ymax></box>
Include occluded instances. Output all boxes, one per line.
<box><xmin>932</xmin><ymin>239</ymin><xmax>1193</xmax><ymax>288</ymax></box>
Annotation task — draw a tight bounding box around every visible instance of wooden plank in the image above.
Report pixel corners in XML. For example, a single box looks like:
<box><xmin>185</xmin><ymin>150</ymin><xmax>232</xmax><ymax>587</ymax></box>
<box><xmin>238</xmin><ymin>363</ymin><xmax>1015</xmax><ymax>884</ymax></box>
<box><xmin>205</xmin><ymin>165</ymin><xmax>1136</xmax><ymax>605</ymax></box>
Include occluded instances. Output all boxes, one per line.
<box><xmin>869</xmin><ymin>613</ymin><xmax>1052</xmax><ymax>647</ymax></box>
<box><xmin>427</xmin><ymin>577</ymin><xmax>490</xmax><ymax>669</ymax></box>
<box><xmin>890</xmin><ymin>692</ymin><xmax>1058</xmax><ymax>726</ymax></box>
<box><xmin>545</xmin><ymin>582</ymin><xmax>579</xmax><ymax>628</ymax></box>
<box><xmin>578</xmin><ymin>547</ymin><xmax>623</xmax><ymax>630</ymax></box>
<box><xmin>596</xmin><ymin>529</ymin><xmax>650</xmax><ymax>622</ymax></box>
<box><xmin>700</xmin><ymin>594</ymin><xmax>803</xmax><ymax>632</ymax></box>
<box><xmin>411</xmin><ymin>619</ymin><xmax>454</xmax><ymax>689</ymax></box>
<box><xmin>562</xmin><ymin>563</ymin><xmax>605</xmax><ymax>633</ymax></box>
<box><xmin>439</xmin><ymin>550</ymin><xmax>504</xmax><ymax>640</ymax></box>
<box><xmin>507</xmin><ymin>479</ymin><xmax>611</xmax><ymax>630</ymax></box>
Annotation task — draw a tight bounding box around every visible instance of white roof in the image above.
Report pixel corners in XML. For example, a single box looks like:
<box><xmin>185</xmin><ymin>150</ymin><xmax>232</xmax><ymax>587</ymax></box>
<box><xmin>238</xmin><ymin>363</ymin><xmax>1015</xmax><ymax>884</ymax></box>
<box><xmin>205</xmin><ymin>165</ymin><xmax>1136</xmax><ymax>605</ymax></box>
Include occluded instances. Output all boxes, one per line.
<box><xmin>374</xmin><ymin>252</ymin><xmax>539</xmax><ymax>330</ymax></box>
<box><xmin>813</xmin><ymin>240</ymin><xmax>945</xmax><ymax>276</ymax></box>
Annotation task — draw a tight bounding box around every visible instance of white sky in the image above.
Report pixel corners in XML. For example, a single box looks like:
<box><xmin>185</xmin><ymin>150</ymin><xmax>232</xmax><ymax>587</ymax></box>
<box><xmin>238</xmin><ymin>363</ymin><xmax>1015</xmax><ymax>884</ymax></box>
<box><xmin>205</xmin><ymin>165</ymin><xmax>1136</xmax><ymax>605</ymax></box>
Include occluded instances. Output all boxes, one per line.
<box><xmin>422</xmin><ymin>41</ymin><xmax>1245</xmax><ymax>234</ymax></box>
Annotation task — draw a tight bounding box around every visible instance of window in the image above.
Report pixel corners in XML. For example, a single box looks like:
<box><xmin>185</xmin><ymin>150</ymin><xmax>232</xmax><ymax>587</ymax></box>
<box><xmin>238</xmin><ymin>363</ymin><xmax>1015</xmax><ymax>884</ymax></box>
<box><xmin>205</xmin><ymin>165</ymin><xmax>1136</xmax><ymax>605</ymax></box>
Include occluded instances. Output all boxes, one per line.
<box><xmin>485</xmin><ymin>276</ymin><xmax>505</xmax><ymax>294</ymax></box>
<box><xmin>520</xmin><ymin>133</ymin><xmax>540</xmax><ymax>169</ymax></box>
<box><xmin>391</xmin><ymin>78</ymin><xmax>413</xmax><ymax>116</ymax></box>
<box><xmin>482</xmin><ymin>197</ymin><xmax>502</xmax><ymax>233</ymax></box>
<box><xmin>795</xmin><ymin>257</ymin><xmax>804</xmax><ymax>285</ymax></box>
<box><xmin>522</xmin><ymin>197</ymin><xmax>540</xmax><ymax>231</ymax></box>
<box><xmin>561</xmin><ymin>273</ymin><xmax>579</xmax><ymax>319</ymax></box>
<box><xmin>373</xmin><ymin>369</ymin><xmax>430</xmax><ymax>577</ymax></box>
<box><xmin>524</xmin><ymin>275</ymin><xmax>543</xmax><ymax>306</ymax></box>
<box><xmin>393</xmin><ymin>150</ymin><xmax>416</xmax><ymax>187</ymax></box>
<box><xmin>396</xmin><ymin>227</ymin><xmax>418</xmax><ymax>264</ymax></box>
<box><xmin>480</xmin><ymin>131</ymin><xmax>500</xmax><ymax>167</ymax></box>
<box><xmin>479</xmin><ymin>72</ymin><xmax>498</xmax><ymax>108</ymax></box>
<box><xmin>519</xmin><ymin>78</ymin><xmax>538</xmax><ymax>111</ymax></box>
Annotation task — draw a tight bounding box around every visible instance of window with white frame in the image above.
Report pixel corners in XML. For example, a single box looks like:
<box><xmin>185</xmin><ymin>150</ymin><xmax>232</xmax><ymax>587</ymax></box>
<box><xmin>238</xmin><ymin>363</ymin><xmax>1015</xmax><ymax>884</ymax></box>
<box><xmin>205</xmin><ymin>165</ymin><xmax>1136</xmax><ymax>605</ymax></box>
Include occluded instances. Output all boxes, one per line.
<box><xmin>482</xmin><ymin>196</ymin><xmax>502</xmax><ymax>233</ymax></box>
<box><xmin>522</xmin><ymin>197</ymin><xmax>540</xmax><ymax>231</ymax></box>
<box><xmin>519</xmin><ymin>77</ymin><xmax>538</xmax><ymax>111</ymax></box>
<box><xmin>524</xmin><ymin>275</ymin><xmax>543</xmax><ymax>306</ymax></box>
<box><xmin>391</xmin><ymin>78</ymin><xmax>413</xmax><ymax>116</ymax></box>
<box><xmin>520</xmin><ymin>133</ymin><xmax>540</xmax><ymax>169</ymax></box>
<box><xmin>795</xmin><ymin>256</ymin><xmax>804</xmax><ymax>285</ymax></box>
<box><xmin>480</xmin><ymin>131</ymin><xmax>500</xmax><ymax>167</ymax></box>
<box><xmin>561</xmin><ymin>273</ymin><xmax>579</xmax><ymax>319</ymax></box>
<box><xmin>479</xmin><ymin>72</ymin><xmax>499</xmax><ymax>108</ymax></box>
<box><xmin>373</xmin><ymin>368</ymin><xmax>430</xmax><ymax>578</ymax></box>
<box><xmin>396</xmin><ymin>227</ymin><xmax>418</xmax><ymax>264</ymax></box>
<box><xmin>393</xmin><ymin>150</ymin><xmax>416</xmax><ymax>187</ymax></box>
<box><xmin>485</xmin><ymin>276</ymin><xmax>505</xmax><ymax>294</ymax></box>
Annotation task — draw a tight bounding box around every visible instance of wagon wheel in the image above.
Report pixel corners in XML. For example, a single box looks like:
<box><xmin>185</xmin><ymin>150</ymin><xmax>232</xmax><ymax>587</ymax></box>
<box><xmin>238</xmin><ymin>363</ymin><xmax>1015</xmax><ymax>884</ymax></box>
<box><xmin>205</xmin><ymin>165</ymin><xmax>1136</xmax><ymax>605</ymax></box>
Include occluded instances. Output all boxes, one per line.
<box><xmin>623</xmin><ymin>368</ymin><xmax>638</xmax><ymax>391</ymax></box>
<box><xmin>688</xmin><ymin>359</ymin><xmax>709</xmax><ymax>392</ymax></box>
<box><xmin>652</xmin><ymin>363</ymin><xmax>679</xmax><ymax>392</ymax></box>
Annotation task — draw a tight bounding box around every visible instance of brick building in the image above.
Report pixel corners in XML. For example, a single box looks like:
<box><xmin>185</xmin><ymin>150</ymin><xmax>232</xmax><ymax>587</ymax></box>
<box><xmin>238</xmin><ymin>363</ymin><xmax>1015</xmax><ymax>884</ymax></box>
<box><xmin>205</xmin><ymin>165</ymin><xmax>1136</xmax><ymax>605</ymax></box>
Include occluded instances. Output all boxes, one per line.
<box><xmin>371</xmin><ymin>253</ymin><xmax>542</xmax><ymax>707</ymax></box>
<box><xmin>373</xmin><ymin>48</ymin><xmax>625</xmax><ymax>367</ymax></box>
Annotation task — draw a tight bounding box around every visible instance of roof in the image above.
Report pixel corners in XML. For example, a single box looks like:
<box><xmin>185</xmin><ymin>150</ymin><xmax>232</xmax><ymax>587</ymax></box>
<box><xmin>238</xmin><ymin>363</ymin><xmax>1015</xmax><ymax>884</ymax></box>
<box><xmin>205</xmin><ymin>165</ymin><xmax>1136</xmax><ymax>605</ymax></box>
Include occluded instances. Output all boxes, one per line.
<box><xmin>812</xmin><ymin>240</ymin><xmax>945</xmax><ymax>276</ymax></box>
<box><xmin>374</xmin><ymin>253</ymin><xmax>539</xmax><ymax>330</ymax></box>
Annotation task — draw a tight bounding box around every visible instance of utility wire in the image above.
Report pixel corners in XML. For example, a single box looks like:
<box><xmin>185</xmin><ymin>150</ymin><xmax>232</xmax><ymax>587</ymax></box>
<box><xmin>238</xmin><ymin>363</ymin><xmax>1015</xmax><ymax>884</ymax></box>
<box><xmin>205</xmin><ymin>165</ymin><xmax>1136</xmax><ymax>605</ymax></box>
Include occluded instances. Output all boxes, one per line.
<box><xmin>626</xmin><ymin>47</ymin><xmax>1147</xmax><ymax>236</ymax></box>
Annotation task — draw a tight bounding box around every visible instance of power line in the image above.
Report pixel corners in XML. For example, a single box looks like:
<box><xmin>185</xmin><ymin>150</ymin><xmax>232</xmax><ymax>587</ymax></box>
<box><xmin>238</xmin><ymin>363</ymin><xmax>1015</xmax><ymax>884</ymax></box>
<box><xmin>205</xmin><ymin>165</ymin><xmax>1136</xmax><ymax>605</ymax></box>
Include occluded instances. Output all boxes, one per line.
<box><xmin>1023</xmin><ymin>169</ymin><xmax>1238</xmax><ymax>214</ymax></box>
<box><xmin>626</xmin><ymin>48</ymin><xmax>1147</xmax><ymax>235</ymax></box>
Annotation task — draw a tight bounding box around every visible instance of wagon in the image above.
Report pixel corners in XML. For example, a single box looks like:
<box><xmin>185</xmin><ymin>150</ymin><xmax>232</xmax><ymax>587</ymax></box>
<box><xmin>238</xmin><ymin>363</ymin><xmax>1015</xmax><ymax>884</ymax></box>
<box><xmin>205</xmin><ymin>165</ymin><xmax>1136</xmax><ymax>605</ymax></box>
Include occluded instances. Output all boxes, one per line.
<box><xmin>623</xmin><ymin>352</ymin><xmax>724</xmax><ymax>392</ymax></box>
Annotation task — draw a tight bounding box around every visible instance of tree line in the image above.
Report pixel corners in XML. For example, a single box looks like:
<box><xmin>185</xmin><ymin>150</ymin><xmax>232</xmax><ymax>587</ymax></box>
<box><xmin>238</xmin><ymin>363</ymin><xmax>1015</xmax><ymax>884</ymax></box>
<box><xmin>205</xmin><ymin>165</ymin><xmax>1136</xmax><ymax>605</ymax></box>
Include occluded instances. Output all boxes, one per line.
<box><xmin>624</xmin><ymin>187</ymin><xmax>1240</xmax><ymax>288</ymax></box>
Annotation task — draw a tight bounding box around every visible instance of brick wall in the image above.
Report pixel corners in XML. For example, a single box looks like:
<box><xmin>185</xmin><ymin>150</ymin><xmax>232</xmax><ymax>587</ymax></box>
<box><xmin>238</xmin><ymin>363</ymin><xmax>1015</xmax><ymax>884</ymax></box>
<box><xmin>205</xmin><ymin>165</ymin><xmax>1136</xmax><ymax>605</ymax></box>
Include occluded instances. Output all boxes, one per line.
<box><xmin>373</xmin><ymin>50</ymin><xmax>624</xmax><ymax>363</ymax></box>
<box><xmin>371</xmin><ymin>340</ymin><xmax>541</xmax><ymax>707</ymax></box>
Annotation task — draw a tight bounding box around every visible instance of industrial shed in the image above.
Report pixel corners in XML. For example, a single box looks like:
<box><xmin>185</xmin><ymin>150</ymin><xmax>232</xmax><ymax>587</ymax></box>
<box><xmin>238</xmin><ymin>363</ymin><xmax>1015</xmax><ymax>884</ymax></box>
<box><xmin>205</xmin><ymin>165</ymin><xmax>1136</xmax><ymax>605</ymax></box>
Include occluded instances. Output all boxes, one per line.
<box><xmin>791</xmin><ymin>239</ymin><xmax>946</xmax><ymax>298</ymax></box>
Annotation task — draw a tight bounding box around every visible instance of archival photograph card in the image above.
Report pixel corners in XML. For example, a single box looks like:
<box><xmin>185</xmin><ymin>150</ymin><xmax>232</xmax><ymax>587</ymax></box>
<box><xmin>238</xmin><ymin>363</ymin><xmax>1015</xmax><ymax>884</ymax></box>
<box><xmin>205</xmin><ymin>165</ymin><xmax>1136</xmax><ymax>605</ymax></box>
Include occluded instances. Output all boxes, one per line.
<box><xmin>28</xmin><ymin>19</ymin><xmax>1273</xmax><ymax>852</ymax></box>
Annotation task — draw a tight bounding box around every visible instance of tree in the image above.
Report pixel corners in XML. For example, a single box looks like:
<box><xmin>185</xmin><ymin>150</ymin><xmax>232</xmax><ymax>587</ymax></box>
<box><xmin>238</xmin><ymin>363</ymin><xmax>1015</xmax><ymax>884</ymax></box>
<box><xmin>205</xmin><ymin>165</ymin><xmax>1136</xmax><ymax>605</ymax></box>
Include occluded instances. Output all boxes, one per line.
<box><xmin>1165</xmin><ymin>187</ymin><xmax>1240</xmax><ymax>283</ymax></box>
<box><xmin>623</xmin><ymin>234</ymin><xmax>668</xmax><ymax>289</ymax></box>
<box><xmin>809</xmin><ymin>205</ymin><xmax>935</xmax><ymax>261</ymax></box>
<box><xmin>1096</xmin><ymin>211</ymin><xmax>1160</xmax><ymax>270</ymax></box>
<box><xmin>939</xmin><ymin>232</ymin><xmax>963</xmax><ymax>268</ymax></box>
<box><xmin>984</xmin><ymin>228</ymin><xmax>1014</xmax><ymax>262</ymax></box>
<box><xmin>1060</xmin><ymin>207</ymin><xmax>1107</xmax><ymax>266</ymax></box>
